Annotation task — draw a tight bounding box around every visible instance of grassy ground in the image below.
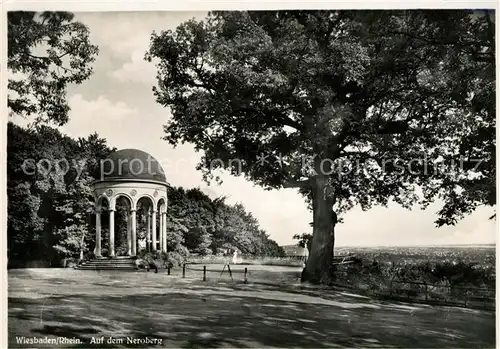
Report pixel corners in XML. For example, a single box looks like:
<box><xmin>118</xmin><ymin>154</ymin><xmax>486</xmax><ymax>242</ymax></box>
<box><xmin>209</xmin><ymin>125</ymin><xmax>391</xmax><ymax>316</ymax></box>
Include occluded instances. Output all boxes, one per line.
<box><xmin>8</xmin><ymin>267</ymin><xmax>495</xmax><ymax>348</ymax></box>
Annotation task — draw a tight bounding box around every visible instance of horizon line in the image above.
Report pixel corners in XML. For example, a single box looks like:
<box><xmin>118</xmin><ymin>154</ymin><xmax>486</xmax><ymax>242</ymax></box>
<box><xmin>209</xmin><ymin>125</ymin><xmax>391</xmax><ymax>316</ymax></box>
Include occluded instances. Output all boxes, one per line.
<box><xmin>280</xmin><ymin>243</ymin><xmax>496</xmax><ymax>248</ymax></box>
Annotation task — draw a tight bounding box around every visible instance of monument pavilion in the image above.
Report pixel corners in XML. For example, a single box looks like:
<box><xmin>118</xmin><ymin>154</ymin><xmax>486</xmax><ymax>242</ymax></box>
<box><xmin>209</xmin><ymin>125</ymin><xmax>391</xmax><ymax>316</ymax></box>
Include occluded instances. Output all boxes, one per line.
<box><xmin>79</xmin><ymin>148</ymin><xmax>169</xmax><ymax>270</ymax></box>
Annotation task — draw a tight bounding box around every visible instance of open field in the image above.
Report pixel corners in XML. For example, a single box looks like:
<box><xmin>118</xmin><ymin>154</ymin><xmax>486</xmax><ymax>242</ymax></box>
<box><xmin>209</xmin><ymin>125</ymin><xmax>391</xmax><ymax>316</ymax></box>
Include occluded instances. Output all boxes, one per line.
<box><xmin>8</xmin><ymin>267</ymin><xmax>495</xmax><ymax>348</ymax></box>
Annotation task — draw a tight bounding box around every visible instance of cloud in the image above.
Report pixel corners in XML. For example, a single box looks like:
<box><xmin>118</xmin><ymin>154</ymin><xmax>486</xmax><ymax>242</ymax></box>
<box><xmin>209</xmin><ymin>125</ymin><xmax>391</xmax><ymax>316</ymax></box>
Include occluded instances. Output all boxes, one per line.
<box><xmin>60</xmin><ymin>94</ymin><xmax>138</xmax><ymax>139</ymax></box>
<box><xmin>75</xmin><ymin>11</ymin><xmax>208</xmax><ymax>85</ymax></box>
<box><xmin>450</xmin><ymin>218</ymin><xmax>496</xmax><ymax>245</ymax></box>
<box><xmin>109</xmin><ymin>49</ymin><xmax>157</xmax><ymax>85</ymax></box>
<box><xmin>78</xmin><ymin>12</ymin><xmax>207</xmax><ymax>55</ymax></box>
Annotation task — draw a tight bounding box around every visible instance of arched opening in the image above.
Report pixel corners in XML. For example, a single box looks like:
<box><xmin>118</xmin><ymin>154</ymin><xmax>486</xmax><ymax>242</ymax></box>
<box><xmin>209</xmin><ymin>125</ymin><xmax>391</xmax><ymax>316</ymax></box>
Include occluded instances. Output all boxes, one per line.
<box><xmin>156</xmin><ymin>198</ymin><xmax>167</xmax><ymax>253</ymax></box>
<box><xmin>136</xmin><ymin>196</ymin><xmax>155</xmax><ymax>253</ymax></box>
<box><xmin>96</xmin><ymin>196</ymin><xmax>110</xmax><ymax>212</ymax></box>
<box><xmin>114</xmin><ymin>195</ymin><xmax>132</xmax><ymax>257</ymax></box>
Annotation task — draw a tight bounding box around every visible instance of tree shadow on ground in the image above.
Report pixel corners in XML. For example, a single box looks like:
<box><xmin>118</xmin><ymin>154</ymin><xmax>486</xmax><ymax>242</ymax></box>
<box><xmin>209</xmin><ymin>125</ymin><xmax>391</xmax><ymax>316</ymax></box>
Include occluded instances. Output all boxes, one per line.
<box><xmin>9</xmin><ymin>287</ymin><xmax>495</xmax><ymax>348</ymax></box>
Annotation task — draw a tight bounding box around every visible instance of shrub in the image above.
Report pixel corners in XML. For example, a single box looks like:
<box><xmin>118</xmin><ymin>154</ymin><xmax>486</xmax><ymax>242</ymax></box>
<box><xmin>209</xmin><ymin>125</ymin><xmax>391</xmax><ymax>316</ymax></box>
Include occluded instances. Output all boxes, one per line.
<box><xmin>115</xmin><ymin>245</ymin><xmax>128</xmax><ymax>256</ymax></box>
<box><xmin>337</xmin><ymin>257</ymin><xmax>495</xmax><ymax>295</ymax></box>
<box><xmin>83</xmin><ymin>251</ymin><xmax>95</xmax><ymax>261</ymax></box>
<box><xmin>136</xmin><ymin>251</ymin><xmax>160</xmax><ymax>266</ymax></box>
<box><xmin>135</xmin><ymin>250</ymin><xmax>181</xmax><ymax>268</ymax></box>
<box><xmin>135</xmin><ymin>259</ymin><xmax>148</xmax><ymax>269</ymax></box>
<box><xmin>137</xmin><ymin>250</ymin><xmax>153</xmax><ymax>260</ymax></box>
<box><xmin>166</xmin><ymin>251</ymin><xmax>186</xmax><ymax>267</ymax></box>
<box><xmin>159</xmin><ymin>251</ymin><xmax>168</xmax><ymax>261</ymax></box>
<box><xmin>66</xmin><ymin>258</ymin><xmax>79</xmax><ymax>268</ymax></box>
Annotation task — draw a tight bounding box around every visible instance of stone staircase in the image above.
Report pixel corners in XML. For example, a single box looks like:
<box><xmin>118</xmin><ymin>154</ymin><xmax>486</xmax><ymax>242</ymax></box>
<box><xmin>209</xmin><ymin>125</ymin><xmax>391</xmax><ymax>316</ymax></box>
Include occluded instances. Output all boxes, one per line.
<box><xmin>76</xmin><ymin>257</ymin><xmax>137</xmax><ymax>271</ymax></box>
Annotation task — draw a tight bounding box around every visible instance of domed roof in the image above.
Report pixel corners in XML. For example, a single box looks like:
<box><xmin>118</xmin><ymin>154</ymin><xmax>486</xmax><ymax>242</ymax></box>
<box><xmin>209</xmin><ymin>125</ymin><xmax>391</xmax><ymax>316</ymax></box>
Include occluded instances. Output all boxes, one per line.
<box><xmin>97</xmin><ymin>148</ymin><xmax>166</xmax><ymax>182</ymax></box>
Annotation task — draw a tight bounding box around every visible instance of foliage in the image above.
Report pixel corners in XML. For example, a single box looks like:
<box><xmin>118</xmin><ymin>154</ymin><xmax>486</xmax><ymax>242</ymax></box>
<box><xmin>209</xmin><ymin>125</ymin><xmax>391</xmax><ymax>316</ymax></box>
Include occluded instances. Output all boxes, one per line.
<box><xmin>166</xmin><ymin>251</ymin><xmax>186</xmax><ymax>267</ymax></box>
<box><xmin>7</xmin><ymin>122</ymin><xmax>113</xmax><ymax>265</ymax></box>
<box><xmin>146</xmin><ymin>10</ymin><xmax>495</xmax><ymax>283</ymax></box>
<box><xmin>114</xmin><ymin>199</ymin><xmax>130</xmax><ymax>256</ymax></box>
<box><xmin>424</xmin><ymin>10</ymin><xmax>495</xmax><ymax>226</ymax></box>
<box><xmin>340</xmin><ymin>259</ymin><xmax>495</xmax><ymax>301</ymax></box>
<box><xmin>335</xmin><ymin>245</ymin><xmax>496</xmax><ymax>290</ymax></box>
<box><xmin>52</xmin><ymin>152</ymin><xmax>99</xmax><ymax>259</ymax></box>
<box><xmin>137</xmin><ymin>247</ymin><xmax>186</xmax><ymax>268</ymax></box>
<box><xmin>167</xmin><ymin>186</ymin><xmax>285</xmax><ymax>257</ymax></box>
<box><xmin>100</xmin><ymin>248</ymin><xmax>109</xmax><ymax>258</ymax></box>
<box><xmin>293</xmin><ymin>233</ymin><xmax>312</xmax><ymax>253</ymax></box>
<box><xmin>8</xmin><ymin>12</ymin><xmax>99</xmax><ymax>126</ymax></box>
<box><xmin>136</xmin><ymin>250</ymin><xmax>165</xmax><ymax>268</ymax></box>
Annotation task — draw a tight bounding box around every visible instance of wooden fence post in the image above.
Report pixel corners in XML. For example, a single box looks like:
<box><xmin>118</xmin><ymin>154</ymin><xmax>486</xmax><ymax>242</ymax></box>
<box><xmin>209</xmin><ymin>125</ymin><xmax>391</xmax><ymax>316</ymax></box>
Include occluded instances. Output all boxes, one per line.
<box><xmin>182</xmin><ymin>263</ymin><xmax>186</xmax><ymax>278</ymax></box>
<box><xmin>244</xmin><ymin>267</ymin><xmax>248</xmax><ymax>284</ymax></box>
<box><xmin>203</xmin><ymin>265</ymin><xmax>206</xmax><ymax>281</ymax></box>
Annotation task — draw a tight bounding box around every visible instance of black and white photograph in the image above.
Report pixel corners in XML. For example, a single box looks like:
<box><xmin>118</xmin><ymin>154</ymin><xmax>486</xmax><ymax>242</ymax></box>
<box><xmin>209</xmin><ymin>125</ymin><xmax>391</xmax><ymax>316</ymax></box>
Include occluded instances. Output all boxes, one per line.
<box><xmin>4</xmin><ymin>3</ymin><xmax>497</xmax><ymax>348</ymax></box>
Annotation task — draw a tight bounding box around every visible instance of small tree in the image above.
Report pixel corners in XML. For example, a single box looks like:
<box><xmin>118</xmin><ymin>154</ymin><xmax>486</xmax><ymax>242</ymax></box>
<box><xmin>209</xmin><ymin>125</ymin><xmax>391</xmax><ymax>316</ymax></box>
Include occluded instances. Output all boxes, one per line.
<box><xmin>54</xmin><ymin>225</ymin><xmax>89</xmax><ymax>260</ymax></box>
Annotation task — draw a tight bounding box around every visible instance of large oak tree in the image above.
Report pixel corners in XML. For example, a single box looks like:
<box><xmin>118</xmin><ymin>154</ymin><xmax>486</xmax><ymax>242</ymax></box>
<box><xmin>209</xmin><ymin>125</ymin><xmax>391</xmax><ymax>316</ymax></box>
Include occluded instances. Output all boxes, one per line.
<box><xmin>147</xmin><ymin>10</ymin><xmax>495</xmax><ymax>283</ymax></box>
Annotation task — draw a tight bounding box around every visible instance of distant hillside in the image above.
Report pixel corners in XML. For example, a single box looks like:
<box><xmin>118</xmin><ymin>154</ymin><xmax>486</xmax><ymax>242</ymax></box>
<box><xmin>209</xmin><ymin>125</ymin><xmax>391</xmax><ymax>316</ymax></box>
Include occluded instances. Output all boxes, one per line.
<box><xmin>280</xmin><ymin>243</ymin><xmax>495</xmax><ymax>258</ymax></box>
<box><xmin>335</xmin><ymin>243</ymin><xmax>496</xmax><ymax>249</ymax></box>
<box><xmin>281</xmin><ymin>244</ymin><xmax>308</xmax><ymax>257</ymax></box>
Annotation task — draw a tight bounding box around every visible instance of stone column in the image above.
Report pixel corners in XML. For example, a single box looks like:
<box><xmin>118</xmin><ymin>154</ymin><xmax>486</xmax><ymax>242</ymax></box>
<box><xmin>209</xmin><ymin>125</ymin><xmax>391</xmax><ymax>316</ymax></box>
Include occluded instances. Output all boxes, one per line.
<box><xmin>159</xmin><ymin>211</ymin><xmax>163</xmax><ymax>252</ymax></box>
<box><xmin>131</xmin><ymin>209</ymin><xmax>137</xmax><ymax>256</ymax></box>
<box><xmin>127</xmin><ymin>212</ymin><xmax>132</xmax><ymax>256</ymax></box>
<box><xmin>152</xmin><ymin>210</ymin><xmax>157</xmax><ymax>251</ymax></box>
<box><xmin>95</xmin><ymin>211</ymin><xmax>101</xmax><ymax>257</ymax></box>
<box><xmin>109</xmin><ymin>209</ymin><xmax>115</xmax><ymax>257</ymax></box>
<box><xmin>162</xmin><ymin>213</ymin><xmax>167</xmax><ymax>253</ymax></box>
<box><xmin>146</xmin><ymin>212</ymin><xmax>151</xmax><ymax>251</ymax></box>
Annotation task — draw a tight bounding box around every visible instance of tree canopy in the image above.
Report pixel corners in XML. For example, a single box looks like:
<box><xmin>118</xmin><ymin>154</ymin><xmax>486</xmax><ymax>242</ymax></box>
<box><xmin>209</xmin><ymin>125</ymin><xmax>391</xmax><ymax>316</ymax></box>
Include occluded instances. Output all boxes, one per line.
<box><xmin>8</xmin><ymin>11</ymin><xmax>99</xmax><ymax>126</ymax></box>
<box><xmin>147</xmin><ymin>10</ymin><xmax>495</xmax><ymax>283</ymax></box>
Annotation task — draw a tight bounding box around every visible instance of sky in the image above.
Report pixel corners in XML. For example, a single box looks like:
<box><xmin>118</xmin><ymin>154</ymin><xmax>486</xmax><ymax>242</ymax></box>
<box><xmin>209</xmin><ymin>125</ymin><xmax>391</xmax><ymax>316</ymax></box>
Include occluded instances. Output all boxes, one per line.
<box><xmin>12</xmin><ymin>11</ymin><xmax>496</xmax><ymax>247</ymax></box>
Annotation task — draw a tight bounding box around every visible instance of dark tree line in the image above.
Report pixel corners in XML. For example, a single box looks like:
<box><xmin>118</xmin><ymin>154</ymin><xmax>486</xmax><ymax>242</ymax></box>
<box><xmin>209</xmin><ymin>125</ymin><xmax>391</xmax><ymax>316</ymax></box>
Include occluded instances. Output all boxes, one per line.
<box><xmin>7</xmin><ymin>122</ymin><xmax>112</xmax><ymax>266</ymax></box>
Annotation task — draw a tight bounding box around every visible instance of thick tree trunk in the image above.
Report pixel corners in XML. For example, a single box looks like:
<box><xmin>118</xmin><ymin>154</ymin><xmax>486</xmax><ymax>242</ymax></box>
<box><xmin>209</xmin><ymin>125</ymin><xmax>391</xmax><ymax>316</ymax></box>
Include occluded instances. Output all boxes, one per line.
<box><xmin>301</xmin><ymin>175</ymin><xmax>336</xmax><ymax>284</ymax></box>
